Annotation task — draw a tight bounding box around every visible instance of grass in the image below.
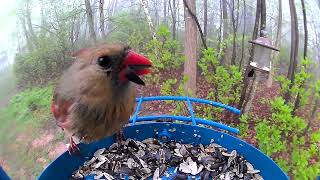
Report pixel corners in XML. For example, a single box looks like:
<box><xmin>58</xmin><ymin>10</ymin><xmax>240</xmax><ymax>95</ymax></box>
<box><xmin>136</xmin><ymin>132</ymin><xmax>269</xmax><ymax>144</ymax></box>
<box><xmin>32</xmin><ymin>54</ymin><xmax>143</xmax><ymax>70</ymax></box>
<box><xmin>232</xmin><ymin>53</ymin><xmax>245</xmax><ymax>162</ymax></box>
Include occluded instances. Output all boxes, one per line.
<box><xmin>0</xmin><ymin>66</ymin><xmax>16</xmax><ymax>107</ymax></box>
<box><xmin>0</xmin><ymin>85</ymin><xmax>53</xmax><ymax>141</ymax></box>
<box><xmin>0</xmin><ymin>84</ymin><xmax>54</xmax><ymax>178</ymax></box>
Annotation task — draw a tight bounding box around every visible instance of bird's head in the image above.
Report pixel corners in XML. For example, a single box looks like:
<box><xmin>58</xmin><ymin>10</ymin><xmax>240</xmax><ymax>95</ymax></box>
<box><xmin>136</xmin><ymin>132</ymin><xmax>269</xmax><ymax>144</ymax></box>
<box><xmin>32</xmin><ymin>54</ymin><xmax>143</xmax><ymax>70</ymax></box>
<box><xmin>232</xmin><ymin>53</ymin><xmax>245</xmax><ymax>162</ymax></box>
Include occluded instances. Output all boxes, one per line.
<box><xmin>72</xmin><ymin>43</ymin><xmax>152</xmax><ymax>88</ymax></box>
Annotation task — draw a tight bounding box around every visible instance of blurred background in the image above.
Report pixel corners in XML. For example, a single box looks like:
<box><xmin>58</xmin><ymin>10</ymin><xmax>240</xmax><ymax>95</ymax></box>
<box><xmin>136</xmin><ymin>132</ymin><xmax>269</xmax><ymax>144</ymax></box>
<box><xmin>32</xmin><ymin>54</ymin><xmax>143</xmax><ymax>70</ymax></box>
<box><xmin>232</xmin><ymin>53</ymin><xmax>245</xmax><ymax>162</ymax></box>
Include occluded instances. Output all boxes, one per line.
<box><xmin>0</xmin><ymin>0</ymin><xmax>319</xmax><ymax>179</ymax></box>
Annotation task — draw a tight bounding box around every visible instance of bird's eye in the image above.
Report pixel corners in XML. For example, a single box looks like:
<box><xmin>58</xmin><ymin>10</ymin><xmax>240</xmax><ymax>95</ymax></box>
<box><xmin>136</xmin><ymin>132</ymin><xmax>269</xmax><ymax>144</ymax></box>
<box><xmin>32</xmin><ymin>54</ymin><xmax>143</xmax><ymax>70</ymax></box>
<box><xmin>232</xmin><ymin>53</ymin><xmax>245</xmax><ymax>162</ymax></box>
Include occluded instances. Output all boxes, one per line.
<box><xmin>97</xmin><ymin>56</ymin><xmax>112</xmax><ymax>69</ymax></box>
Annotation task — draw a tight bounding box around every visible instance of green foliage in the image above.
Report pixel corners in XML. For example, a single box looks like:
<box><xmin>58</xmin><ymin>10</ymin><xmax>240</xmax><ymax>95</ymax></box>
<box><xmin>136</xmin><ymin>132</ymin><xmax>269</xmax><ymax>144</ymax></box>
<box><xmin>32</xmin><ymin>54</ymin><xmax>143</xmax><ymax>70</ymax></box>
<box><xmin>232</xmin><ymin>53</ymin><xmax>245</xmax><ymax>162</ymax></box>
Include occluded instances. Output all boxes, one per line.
<box><xmin>218</xmin><ymin>35</ymin><xmax>234</xmax><ymax>59</ymax></box>
<box><xmin>0</xmin><ymin>85</ymin><xmax>53</xmax><ymax>177</ymax></box>
<box><xmin>275</xmin><ymin>158</ymin><xmax>290</xmax><ymax>173</ymax></box>
<box><xmin>275</xmin><ymin>45</ymin><xmax>290</xmax><ymax>74</ymax></box>
<box><xmin>0</xmin><ymin>85</ymin><xmax>53</xmax><ymax>142</ymax></box>
<box><xmin>255</xmin><ymin>96</ymin><xmax>320</xmax><ymax>179</ymax></box>
<box><xmin>198</xmin><ymin>48</ymin><xmax>243</xmax><ymax>119</ymax></box>
<box><xmin>0</xmin><ymin>66</ymin><xmax>16</xmax><ymax>104</ymax></box>
<box><xmin>160</xmin><ymin>78</ymin><xmax>177</xmax><ymax>95</ymax></box>
<box><xmin>276</xmin><ymin>58</ymin><xmax>313</xmax><ymax>107</ymax></box>
<box><xmin>311</xmin><ymin>131</ymin><xmax>320</xmax><ymax>144</ymax></box>
<box><xmin>257</xmin><ymin>58</ymin><xmax>320</xmax><ymax>179</ymax></box>
<box><xmin>290</xmin><ymin>142</ymin><xmax>320</xmax><ymax>179</ymax></box>
<box><xmin>145</xmin><ymin>25</ymin><xmax>185</xmax><ymax>71</ymax></box>
<box><xmin>14</xmin><ymin>1</ymin><xmax>77</xmax><ymax>87</ymax></box>
<box><xmin>270</xmin><ymin>97</ymin><xmax>306</xmax><ymax>132</ymax></box>
<box><xmin>0</xmin><ymin>85</ymin><xmax>55</xmax><ymax>179</ymax></box>
<box><xmin>238</xmin><ymin>114</ymin><xmax>249</xmax><ymax>138</ymax></box>
<box><xmin>107</xmin><ymin>11</ymin><xmax>150</xmax><ymax>49</ymax></box>
<box><xmin>276</xmin><ymin>75</ymin><xmax>291</xmax><ymax>95</ymax></box>
<box><xmin>256</xmin><ymin>119</ymin><xmax>286</xmax><ymax>156</ymax></box>
<box><xmin>14</xmin><ymin>36</ymin><xmax>73</xmax><ymax>87</ymax></box>
<box><xmin>160</xmin><ymin>76</ymin><xmax>188</xmax><ymax>115</ymax></box>
<box><xmin>315</xmin><ymin>80</ymin><xmax>320</xmax><ymax>98</ymax></box>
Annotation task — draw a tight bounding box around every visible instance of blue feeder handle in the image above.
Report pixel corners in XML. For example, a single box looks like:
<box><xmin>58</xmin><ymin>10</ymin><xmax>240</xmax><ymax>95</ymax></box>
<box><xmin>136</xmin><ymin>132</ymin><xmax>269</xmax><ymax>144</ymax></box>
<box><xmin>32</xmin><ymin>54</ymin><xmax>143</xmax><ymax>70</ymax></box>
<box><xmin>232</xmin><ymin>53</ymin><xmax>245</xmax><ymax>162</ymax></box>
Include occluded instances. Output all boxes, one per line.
<box><xmin>129</xmin><ymin>96</ymin><xmax>241</xmax><ymax>134</ymax></box>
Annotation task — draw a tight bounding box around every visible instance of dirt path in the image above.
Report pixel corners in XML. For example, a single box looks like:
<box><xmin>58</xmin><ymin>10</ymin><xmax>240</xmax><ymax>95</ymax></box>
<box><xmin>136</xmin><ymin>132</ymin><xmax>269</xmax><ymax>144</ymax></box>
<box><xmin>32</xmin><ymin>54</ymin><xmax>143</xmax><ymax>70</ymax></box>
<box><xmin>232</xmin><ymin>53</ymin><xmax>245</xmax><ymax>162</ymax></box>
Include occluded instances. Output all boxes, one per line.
<box><xmin>0</xmin><ymin>87</ymin><xmax>17</xmax><ymax>109</ymax></box>
<box><xmin>0</xmin><ymin>119</ymin><xmax>67</xmax><ymax>178</ymax></box>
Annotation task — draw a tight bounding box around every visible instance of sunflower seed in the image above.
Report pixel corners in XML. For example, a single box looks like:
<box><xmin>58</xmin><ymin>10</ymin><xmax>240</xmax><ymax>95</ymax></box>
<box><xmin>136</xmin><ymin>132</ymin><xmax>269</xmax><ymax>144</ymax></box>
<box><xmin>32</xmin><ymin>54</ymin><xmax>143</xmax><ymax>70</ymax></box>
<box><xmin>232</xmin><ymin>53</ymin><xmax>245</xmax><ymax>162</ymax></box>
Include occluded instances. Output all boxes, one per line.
<box><xmin>71</xmin><ymin>139</ymin><xmax>264</xmax><ymax>180</ymax></box>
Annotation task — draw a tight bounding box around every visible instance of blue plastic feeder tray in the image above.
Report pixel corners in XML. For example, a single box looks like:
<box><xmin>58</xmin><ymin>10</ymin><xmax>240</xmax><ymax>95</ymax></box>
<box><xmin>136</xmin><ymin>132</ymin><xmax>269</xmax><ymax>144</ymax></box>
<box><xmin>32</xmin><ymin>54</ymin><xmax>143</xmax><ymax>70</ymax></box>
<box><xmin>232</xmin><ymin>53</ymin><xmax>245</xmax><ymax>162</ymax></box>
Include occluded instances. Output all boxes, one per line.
<box><xmin>38</xmin><ymin>96</ymin><xmax>288</xmax><ymax>180</ymax></box>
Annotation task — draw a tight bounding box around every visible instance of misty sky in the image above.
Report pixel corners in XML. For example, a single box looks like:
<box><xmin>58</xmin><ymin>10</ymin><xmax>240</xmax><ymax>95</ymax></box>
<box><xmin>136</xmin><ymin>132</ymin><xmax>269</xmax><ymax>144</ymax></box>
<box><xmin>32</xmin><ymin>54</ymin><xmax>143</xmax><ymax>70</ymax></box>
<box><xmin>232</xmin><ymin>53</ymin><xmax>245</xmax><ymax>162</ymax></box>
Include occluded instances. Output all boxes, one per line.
<box><xmin>0</xmin><ymin>0</ymin><xmax>319</xmax><ymax>68</ymax></box>
<box><xmin>0</xmin><ymin>0</ymin><xmax>17</xmax><ymax>66</ymax></box>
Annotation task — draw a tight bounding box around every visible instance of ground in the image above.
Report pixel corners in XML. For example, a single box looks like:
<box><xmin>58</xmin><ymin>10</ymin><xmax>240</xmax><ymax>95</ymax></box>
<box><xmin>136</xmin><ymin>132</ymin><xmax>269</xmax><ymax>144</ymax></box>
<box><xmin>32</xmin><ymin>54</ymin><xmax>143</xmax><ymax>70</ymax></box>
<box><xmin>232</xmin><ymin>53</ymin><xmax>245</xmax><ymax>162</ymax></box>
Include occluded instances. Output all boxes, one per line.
<box><xmin>0</xmin><ymin>70</ymin><xmax>318</xmax><ymax>179</ymax></box>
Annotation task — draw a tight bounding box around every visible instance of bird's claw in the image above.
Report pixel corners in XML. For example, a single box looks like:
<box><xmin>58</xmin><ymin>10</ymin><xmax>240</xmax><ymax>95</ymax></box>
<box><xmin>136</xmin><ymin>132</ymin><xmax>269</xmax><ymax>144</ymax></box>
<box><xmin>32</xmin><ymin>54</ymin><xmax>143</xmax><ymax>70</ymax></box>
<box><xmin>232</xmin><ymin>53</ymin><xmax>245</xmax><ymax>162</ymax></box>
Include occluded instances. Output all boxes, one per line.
<box><xmin>116</xmin><ymin>129</ymin><xmax>126</xmax><ymax>145</ymax></box>
<box><xmin>67</xmin><ymin>137</ymin><xmax>80</xmax><ymax>155</ymax></box>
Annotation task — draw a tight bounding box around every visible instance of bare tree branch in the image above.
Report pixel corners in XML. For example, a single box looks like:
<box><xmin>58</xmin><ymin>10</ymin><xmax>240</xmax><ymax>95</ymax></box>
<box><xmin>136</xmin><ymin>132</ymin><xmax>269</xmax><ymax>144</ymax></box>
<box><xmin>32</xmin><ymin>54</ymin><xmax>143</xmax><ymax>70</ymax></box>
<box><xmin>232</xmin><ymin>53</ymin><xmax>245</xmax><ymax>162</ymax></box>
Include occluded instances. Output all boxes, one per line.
<box><xmin>182</xmin><ymin>0</ymin><xmax>208</xmax><ymax>49</ymax></box>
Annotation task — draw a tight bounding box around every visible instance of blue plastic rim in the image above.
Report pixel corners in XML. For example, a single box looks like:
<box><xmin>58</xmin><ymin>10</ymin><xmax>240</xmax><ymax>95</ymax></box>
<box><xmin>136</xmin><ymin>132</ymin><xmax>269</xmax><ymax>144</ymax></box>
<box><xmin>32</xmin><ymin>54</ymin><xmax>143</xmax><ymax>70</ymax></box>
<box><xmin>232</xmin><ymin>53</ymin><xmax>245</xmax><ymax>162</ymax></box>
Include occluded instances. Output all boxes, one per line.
<box><xmin>130</xmin><ymin>96</ymin><xmax>240</xmax><ymax>134</ymax></box>
<box><xmin>0</xmin><ymin>166</ymin><xmax>10</xmax><ymax>180</ymax></box>
<box><xmin>37</xmin><ymin>96</ymin><xmax>288</xmax><ymax>180</ymax></box>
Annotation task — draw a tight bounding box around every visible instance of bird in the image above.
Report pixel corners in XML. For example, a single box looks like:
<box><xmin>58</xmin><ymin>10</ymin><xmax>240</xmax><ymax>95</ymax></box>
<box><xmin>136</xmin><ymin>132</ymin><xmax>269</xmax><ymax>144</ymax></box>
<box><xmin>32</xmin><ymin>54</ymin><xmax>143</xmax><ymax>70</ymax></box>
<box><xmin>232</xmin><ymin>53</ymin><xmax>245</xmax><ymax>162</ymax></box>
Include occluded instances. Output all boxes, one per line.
<box><xmin>51</xmin><ymin>43</ymin><xmax>152</xmax><ymax>153</ymax></box>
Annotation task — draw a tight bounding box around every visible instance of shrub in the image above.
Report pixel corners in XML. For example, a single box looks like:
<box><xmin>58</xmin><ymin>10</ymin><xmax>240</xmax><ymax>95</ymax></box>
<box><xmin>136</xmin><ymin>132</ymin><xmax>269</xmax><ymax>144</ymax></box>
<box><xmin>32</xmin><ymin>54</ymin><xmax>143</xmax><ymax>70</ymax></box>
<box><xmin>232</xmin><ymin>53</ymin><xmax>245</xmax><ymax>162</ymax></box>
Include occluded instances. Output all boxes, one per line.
<box><xmin>145</xmin><ymin>25</ymin><xmax>185</xmax><ymax>72</ymax></box>
<box><xmin>255</xmin><ymin>97</ymin><xmax>320</xmax><ymax>179</ymax></box>
<box><xmin>14</xmin><ymin>37</ymin><xmax>73</xmax><ymax>87</ymax></box>
<box><xmin>198</xmin><ymin>48</ymin><xmax>243</xmax><ymax>119</ymax></box>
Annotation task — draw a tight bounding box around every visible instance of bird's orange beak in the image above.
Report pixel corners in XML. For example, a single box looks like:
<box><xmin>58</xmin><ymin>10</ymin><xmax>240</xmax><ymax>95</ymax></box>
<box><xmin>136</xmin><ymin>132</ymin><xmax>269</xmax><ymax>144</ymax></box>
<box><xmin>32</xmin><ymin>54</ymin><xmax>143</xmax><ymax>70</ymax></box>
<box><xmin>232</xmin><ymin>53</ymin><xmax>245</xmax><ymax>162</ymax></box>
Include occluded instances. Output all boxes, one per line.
<box><xmin>123</xmin><ymin>51</ymin><xmax>152</xmax><ymax>75</ymax></box>
<box><xmin>120</xmin><ymin>51</ymin><xmax>152</xmax><ymax>85</ymax></box>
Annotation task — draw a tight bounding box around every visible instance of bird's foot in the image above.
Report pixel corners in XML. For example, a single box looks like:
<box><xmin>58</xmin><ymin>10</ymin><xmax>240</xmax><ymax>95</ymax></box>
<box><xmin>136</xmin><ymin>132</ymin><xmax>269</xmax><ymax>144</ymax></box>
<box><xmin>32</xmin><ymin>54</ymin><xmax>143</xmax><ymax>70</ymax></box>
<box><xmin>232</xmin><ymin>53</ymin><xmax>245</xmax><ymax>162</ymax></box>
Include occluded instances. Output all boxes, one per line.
<box><xmin>67</xmin><ymin>137</ymin><xmax>80</xmax><ymax>154</ymax></box>
<box><xmin>116</xmin><ymin>129</ymin><xmax>126</xmax><ymax>145</ymax></box>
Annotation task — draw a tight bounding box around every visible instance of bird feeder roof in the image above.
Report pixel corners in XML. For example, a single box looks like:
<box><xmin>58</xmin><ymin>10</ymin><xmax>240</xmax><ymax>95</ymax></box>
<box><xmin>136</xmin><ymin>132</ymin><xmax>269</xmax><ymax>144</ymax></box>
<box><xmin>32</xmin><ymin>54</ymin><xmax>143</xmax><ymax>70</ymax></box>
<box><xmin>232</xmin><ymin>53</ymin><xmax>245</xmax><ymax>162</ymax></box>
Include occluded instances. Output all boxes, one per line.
<box><xmin>248</xmin><ymin>37</ymin><xmax>279</xmax><ymax>51</ymax></box>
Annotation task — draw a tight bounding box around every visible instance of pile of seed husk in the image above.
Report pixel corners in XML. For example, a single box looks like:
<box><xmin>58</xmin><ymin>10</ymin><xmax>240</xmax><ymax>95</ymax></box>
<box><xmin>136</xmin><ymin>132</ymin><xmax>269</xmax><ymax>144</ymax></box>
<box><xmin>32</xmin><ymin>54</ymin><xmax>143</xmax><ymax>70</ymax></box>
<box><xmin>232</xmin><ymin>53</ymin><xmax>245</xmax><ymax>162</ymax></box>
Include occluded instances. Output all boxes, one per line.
<box><xmin>71</xmin><ymin>138</ymin><xmax>263</xmax><ymax>180</ymax></box>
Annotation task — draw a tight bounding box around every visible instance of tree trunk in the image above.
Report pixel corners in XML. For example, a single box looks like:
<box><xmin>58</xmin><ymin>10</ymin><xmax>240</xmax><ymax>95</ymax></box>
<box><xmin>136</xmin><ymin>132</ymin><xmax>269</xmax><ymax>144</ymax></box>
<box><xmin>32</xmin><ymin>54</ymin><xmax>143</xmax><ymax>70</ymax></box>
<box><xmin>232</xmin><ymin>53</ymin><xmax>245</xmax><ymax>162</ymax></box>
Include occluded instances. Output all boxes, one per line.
<box><xmin>183</xmin><ymin>0</ymin><xmax>207</xmax><ymax>49</ymax></box>
<box><xmin>140</xmin><ymin>0</ymin><xmax>156</xmax><ymax>39</ymax></box>
<box><xmin>248</xmin><ymin>0</ymin><xmax>261</xmax><ymax>63</ymax></box>
<box><xmin>26</xmin><ymin>0</ymin><xmax>37</xmax><ymax>47</ymax></box>
<box><xmin>220</xmin><ymin>0</ymin><xmax>228</xmax><ymax>65</ymax></box>
<box><xmin>300</xmin><ymin>0</ymin><xmax>308</xmax><ymax>59</ymax></box>
<box><xmin>40</xmin><ymin>0</ymin><xmax>45</xmax><ymax>26</ymax></box>
<box><xmin>260</xmin><ymin>0</ymin><xmax>266</xmax><ymax>36</ymax></box>
<box><xmin>285</xmin><ymin>0</ymin><xmax>299</xmax><ymax>103</ymax></box>
<box><xmin>40</xmin><ymin>0</ymin><xmax>46</xmax><ymax>37</ymax></box>
<box><xmin>230</xmin><ymin>0</ymin><xmax>239</xmax><ymax>65</ymax></box>
<box><xmin>85</xmin><ymin>0</ymin><xmax>97</xmax><ymax>45</ymax></box>
<box><xmin>20</xmin><ymin>16</ymin><xmax>33</xmax><ymax>52</ymax></box>
<box><xmin>267</xmin><ymin>0</ymin><xmax>282</xmax><ymax>88</ymax></box>
<box><xmin>72</xmin><ymin>15</ymin><xmax>81</xmax><ymax>49</ymax></box>
<box><xmin>82</xmin><ymin>15</ymin><xmax>88</xmax><ymax>41</ymax></box>
<box><xmin>163</xmin><ymin>0</ymin><xmax>167</xmax><ymax>25</ymax></box>
<box><xmin>153</xmin><ymin>0</ymin><xmax>160</xmax><ymax>27</ymax></box>
<box><xmin>242</xmin><ymin>0</ymin><xmax>266</xmax><ymax>113</ymax></box>
<box><xmin>243</xmin><ymin>71</ymin><xmax>262</xmax><ymax>113</ymax></box>
<box><xmin>99</xmin><ymin>0</ymin><xmax>106</xmax><ymax>39</ymax></box>
<box><xmin>70</xmin><ymin>14</ymin><xmax>75</xmax><ymax>51</ymax></box>
<box><xmin>176</xmin><ymin>0</ymin><xmax>180</xmax><ymax>39</ymax></box>
<box><xmin>310</xmin><ymin>98</ymin><xmax>319</xmax><ymax>125</ymax></box>
<box><xmin>238</xmin><ymin>0</ymin><xmax>261</xmax><ymax>110</ymax></box>
<box><xmin>217</xmin><ymin>0</ymin><xmax>223</xmax><ymax>52</ymax></box>
<box><xmin>105</xmin><ymin>0</ymin><xmax>112</xmax><ymax>32</ymax></box>
<box><xmin>239</xmin><ymin>0</ymin><xmax>246</xmax><ymax>70</ymax></box>
<box><xmin>169</xmin><ymin>0</ymin><xmax>177</xmax><ymax>40</ymax></box>
<box><xmin>183</xmin><ymin>0</ymin><xmax>197</xmax><ymax>95</ymax></box>
<box><xmin>203</xmin><ymin>0</ymin><xmax>208</xmax><ymax>42</ymax></box>
<box><xmin>130</xmin><ymin>0</ymin><xmax>135</xmax><ymax>6</ymax></box>
<box><xmin>302</xmin><ymin>98</ymin><xmax>319</xmax><ymax>136</ymax></box>
<box><xmin>17</xmin><ymin>32</ymin><xmax>23</xmax><ymax>53</ymax></box>
<box><xmin>293</xmin><ymin>0</ymin><xmax>308</xmax><ymax>112</ymax></box>
<box><xmin>93</xmin><ymin>0</ymin><xmax>99</xmax><ymax>35</ymax></box>
<box><xmin>112</xmin><ymin>0</ymin><xmax>118</xmax><ymax>16</ymax></box>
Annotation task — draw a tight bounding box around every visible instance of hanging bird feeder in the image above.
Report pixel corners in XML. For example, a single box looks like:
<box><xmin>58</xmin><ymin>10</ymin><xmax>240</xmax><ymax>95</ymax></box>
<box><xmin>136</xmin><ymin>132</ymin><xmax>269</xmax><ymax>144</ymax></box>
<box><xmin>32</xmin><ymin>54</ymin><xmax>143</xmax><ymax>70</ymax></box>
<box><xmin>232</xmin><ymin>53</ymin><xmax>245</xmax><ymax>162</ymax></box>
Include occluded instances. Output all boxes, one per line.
<box><xmin>248</xmin><ymin>37</ymin><xmax>279</xmax><ymax>73</ymax></box>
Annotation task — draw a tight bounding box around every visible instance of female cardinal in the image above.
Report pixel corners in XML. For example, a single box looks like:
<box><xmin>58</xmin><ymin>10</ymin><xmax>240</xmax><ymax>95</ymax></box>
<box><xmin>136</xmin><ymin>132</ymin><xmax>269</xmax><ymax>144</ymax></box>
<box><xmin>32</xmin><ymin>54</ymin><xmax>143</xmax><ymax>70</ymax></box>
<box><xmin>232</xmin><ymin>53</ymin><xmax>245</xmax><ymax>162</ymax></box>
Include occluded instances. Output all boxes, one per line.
<box><xmin>51</xmin><ymin>43</ymin><xmax>152</xmax><ymax>153</ymax></box>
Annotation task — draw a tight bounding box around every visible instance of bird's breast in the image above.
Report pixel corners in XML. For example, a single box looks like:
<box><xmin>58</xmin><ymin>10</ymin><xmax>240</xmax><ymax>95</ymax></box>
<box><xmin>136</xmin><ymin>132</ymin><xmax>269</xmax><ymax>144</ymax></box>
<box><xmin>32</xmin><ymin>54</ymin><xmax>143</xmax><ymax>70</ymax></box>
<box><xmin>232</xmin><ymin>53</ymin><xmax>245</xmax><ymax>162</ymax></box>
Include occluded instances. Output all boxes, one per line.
<box><xmin>68</xmin><ymin>83</ymin><xmax>136</xmax><ymax>143</ymax></box>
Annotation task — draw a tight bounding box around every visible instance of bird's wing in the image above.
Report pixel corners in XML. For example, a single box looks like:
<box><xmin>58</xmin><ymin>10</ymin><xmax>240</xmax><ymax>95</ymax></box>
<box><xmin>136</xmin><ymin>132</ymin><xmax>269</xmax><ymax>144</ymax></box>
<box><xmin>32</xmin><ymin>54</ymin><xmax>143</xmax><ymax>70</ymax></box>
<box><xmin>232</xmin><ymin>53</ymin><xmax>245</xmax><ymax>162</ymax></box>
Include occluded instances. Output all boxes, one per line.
<box><xmin>51</xmin><ymin>89</ymin><xmax>73</xmax><ymax>129</ymax></box>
